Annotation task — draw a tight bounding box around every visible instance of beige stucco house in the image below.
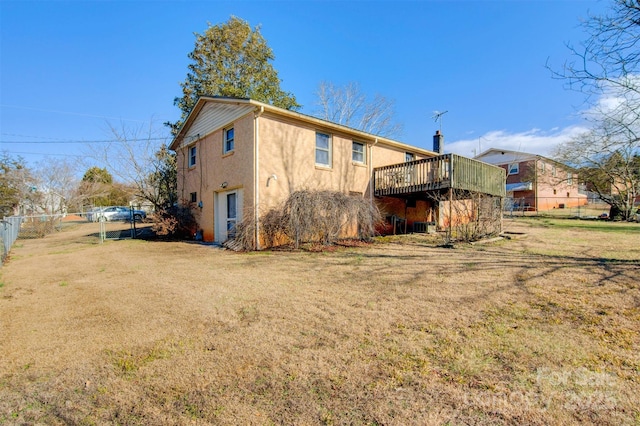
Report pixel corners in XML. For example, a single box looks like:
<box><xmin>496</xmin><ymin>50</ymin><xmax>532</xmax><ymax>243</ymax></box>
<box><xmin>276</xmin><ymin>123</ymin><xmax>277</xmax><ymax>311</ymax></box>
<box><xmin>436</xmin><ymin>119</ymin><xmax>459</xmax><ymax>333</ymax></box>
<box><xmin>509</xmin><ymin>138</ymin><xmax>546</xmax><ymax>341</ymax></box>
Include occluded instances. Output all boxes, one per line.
<box><xmin>169</xmin><ymin>96</ymin><xmax>444</xmax><ymax>247</ymax></box>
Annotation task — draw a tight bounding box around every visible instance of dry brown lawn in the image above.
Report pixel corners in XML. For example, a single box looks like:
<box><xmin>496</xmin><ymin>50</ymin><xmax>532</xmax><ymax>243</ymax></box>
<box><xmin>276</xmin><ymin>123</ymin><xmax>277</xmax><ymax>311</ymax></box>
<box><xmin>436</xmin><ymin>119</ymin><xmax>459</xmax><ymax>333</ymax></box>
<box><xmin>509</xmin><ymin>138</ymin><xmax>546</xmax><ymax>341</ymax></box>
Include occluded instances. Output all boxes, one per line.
<box><xmin>0</xmin><ymin>218</ymin><xmax>639</xmax><ymax>425</ymax></box>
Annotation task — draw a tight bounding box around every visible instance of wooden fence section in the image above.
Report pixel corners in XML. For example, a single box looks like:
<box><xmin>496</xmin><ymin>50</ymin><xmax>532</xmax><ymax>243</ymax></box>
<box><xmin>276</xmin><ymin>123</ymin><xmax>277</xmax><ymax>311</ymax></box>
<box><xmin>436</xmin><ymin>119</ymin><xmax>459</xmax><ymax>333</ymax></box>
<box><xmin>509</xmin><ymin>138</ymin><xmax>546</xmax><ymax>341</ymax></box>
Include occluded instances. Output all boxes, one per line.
<box><xmin>373</xmin><ymin>154</ymin><xmax>506</xmax><ymax>198</ymax></box>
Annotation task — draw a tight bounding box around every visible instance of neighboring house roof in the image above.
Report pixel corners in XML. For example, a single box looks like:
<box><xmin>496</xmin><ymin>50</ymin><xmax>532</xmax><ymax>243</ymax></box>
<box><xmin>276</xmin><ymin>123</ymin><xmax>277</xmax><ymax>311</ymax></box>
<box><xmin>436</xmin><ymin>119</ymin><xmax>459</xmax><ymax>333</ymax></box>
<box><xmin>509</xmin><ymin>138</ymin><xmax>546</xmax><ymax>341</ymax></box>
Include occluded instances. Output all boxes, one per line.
<box><xmin>474</xmin><ymin>148</ymin><xmax>573</xmax><ymax>170</ymax></box>
<box><xmin>170</xmin><ymin>96</ymin><xmax>437</xmax><ymax>157</ymax></box>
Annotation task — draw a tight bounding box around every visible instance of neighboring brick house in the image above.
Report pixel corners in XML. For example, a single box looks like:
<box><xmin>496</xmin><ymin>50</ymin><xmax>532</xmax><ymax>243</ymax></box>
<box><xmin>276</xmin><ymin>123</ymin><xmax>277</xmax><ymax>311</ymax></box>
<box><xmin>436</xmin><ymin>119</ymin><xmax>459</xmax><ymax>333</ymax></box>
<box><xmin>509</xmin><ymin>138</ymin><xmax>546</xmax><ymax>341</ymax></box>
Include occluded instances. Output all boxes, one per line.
<box><xmin>475</xmin><ymin>148</ymin><xmax>587</xmax><ymax>211</ymax></box>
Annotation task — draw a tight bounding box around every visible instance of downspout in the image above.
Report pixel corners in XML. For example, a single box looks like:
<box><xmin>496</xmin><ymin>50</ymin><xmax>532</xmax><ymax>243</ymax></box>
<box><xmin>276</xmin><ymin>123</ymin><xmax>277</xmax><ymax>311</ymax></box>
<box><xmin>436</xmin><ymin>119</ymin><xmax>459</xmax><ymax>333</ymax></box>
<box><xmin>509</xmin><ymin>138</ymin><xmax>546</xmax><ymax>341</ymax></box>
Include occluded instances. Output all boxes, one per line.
<box><xmin>254</xmin><ymin>106</ymin><xmax>264</xmax><ymax>250</ymax></box>
<box><xmin>369</xmin><ymin>138</ymin><xmax>379</xmax><ymax>205</ymax></box>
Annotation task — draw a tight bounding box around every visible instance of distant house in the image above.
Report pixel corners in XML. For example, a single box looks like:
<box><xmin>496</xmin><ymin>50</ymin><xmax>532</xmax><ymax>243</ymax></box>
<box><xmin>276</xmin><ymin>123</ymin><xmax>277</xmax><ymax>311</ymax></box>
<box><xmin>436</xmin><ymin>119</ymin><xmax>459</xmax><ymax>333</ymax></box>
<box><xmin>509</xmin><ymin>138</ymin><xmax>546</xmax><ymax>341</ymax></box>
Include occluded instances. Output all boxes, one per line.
<box><xmin>169</xmin><ymin>96</ymin><xmax>505</xmax><ymax>248</ymax></box>
<box><xmin>475</xmin><ymin>148</ymin><xmax>587</xmax><ymax>211</ymax></box>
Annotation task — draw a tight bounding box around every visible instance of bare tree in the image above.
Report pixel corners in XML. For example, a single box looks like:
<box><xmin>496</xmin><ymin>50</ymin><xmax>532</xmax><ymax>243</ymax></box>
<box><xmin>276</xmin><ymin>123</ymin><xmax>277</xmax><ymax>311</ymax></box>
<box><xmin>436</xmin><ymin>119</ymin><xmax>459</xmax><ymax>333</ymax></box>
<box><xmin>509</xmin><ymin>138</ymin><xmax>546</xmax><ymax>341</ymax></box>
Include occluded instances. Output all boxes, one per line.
<box><xmin>90</xmin><ymin>121</ymin><xmax>175</xmax><ymax>210</ymax></box>
<box><xmin>32</xmin><ymin>158</ymin><xmax>81</xmax><ymax>215</ymax></box>
<box><xmin>553</xmin><ymin>1</ymin><xmax>640</xmax><ymax>101</ymax></box>
<box><xmin>554</xmin><ymin>117</ymin><xmax>639</xmax><ymax>219</ymax></box>
<box><xmin>313</xmin><ymin>81</ymin><xmax>403</xmax><ymax>138</ymax></box>
<box><xmin>549</xmin><ymin>0</ymin><xmax>640</xmax><ymax>219</ymax></box>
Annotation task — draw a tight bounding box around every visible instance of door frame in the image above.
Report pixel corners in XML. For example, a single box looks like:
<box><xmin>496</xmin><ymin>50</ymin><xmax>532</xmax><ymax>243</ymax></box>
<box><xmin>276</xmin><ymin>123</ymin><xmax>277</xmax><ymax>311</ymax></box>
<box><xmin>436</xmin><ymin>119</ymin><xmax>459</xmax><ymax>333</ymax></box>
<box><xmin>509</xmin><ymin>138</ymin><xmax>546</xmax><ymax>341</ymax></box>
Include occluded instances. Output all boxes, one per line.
<box><xmin>214</xmin><ymin>188</ymin><xmax>243</xmax><ymax>243</ymax></box>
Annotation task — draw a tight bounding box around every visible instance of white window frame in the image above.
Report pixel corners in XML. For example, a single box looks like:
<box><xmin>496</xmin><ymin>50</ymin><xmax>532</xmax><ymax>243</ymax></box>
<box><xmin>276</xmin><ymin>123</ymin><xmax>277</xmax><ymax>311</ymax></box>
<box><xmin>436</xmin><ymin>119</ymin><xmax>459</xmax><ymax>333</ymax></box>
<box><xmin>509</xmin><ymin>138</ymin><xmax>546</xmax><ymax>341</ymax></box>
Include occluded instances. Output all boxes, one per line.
<box><xmin>188</xmin><ymin>145</ymin><xmax>197</xmax><ymax>167</ymax></box>
<box><xmin>214</xmin><ymin>189</ymin><xmax>243</xmax><ymax>243</ymax></box>
<box><xmin>352</xmin><ymin>141</ymin><xmax>365</xmax><ymax>164</ymax></box>
<box><xmin>508</xmin><ymin>163</ymin><xmax>519</xmax><ymax>175</ymax></box>
<box><xmin>224</xmin><ymin>127</ymin><xmax>235</xmax><ymax>154</ymax></box>
<box><xmin>404</xmin><ymin>152</ymin><xmax>416</xmax><ymax>184</ymax></box>
<box><xmin>315</xmin><ymin>132</ymin><xmax>332</xmax><ymax>167</ymax></box>
<box><xmin>226</xmin><ymin>191</ymin><xmax>237</xmax><ymax>239</ymax></box>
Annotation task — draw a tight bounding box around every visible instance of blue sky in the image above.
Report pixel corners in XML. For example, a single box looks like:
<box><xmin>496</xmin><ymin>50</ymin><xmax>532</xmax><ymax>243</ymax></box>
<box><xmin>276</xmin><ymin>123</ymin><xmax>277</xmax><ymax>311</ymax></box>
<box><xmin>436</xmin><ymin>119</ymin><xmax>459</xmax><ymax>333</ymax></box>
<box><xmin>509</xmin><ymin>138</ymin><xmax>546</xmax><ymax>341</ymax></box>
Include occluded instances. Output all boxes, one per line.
<box><xmin>1</xmin><ymin>0</ymin><xmax>608</xmax><ymax>170</ymax></box>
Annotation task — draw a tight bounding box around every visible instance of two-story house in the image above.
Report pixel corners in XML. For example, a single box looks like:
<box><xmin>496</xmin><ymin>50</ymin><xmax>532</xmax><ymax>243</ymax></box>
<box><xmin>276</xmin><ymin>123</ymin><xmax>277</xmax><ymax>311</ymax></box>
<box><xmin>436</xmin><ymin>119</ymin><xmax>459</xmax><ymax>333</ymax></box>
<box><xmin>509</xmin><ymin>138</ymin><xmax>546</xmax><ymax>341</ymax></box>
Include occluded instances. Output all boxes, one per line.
<box><xmin>170</xmin><ymin>97</ymin><xmax>508</xmax><ymax>247</ymax></box>
<box><xmin>475</xmin><ymin>148</ymin><xmax>587</xmax><ymax>211</ymax></box>
<box><xmin>169</xmin><ymin>96</ymin><xmax>444</xmax><ymax>247</ymax></box>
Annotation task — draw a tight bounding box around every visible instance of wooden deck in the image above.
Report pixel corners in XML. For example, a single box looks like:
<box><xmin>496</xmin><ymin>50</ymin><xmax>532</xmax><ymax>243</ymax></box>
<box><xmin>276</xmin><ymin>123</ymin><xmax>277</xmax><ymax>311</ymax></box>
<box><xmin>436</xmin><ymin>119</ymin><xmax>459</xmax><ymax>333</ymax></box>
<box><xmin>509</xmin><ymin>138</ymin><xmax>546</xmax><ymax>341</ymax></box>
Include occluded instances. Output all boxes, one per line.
<box><xmin>373</xmin><ymin>154</ymin><xmax>506</xmax><ymax>198</ymax></box>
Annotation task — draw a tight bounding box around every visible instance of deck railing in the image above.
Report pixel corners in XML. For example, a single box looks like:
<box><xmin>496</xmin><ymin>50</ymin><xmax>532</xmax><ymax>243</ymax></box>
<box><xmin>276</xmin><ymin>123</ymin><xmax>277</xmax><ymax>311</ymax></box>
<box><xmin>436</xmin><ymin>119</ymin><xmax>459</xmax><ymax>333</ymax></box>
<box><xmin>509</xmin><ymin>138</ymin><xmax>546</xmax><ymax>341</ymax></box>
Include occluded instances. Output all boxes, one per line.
<box><xmin>373</xmin><ymin>154</ymin><xmax>506</xmax><ymax>198</ymax></box>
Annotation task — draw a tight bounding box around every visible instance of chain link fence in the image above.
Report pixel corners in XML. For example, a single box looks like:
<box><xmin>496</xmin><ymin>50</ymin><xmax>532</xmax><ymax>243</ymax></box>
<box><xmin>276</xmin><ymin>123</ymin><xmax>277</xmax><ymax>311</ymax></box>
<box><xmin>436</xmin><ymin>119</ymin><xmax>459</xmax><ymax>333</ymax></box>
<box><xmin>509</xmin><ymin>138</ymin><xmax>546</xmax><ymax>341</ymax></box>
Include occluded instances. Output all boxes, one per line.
<box><xmin>1</xmin><ymin>216</ymin><xmax>23</xmax><ymax>265</ymax></box>
<box><xmin>1</xmin><ymin>214</ymin><xmax>66</xmax><ymax>266</ymax></box>
<box><xmin>2</xmin><ymin>210</ymin><xmax>147</xmax><ymax>266</ymax></box>
<box><xmin>504</xmin><ymin>197</ymin><xmax>610</xmax><ymax>218</ymax></box>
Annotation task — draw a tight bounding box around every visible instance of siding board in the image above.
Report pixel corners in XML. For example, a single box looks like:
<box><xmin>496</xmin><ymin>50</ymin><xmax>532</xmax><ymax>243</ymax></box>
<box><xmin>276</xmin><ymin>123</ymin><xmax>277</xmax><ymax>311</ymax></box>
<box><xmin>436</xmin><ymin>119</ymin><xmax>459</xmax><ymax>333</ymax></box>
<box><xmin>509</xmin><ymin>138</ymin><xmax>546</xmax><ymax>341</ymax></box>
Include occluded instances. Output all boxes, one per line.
<box><xmin>177</xmin><ymin>103</ymin><xmax>255</xmax><ymax>149</ymax></box>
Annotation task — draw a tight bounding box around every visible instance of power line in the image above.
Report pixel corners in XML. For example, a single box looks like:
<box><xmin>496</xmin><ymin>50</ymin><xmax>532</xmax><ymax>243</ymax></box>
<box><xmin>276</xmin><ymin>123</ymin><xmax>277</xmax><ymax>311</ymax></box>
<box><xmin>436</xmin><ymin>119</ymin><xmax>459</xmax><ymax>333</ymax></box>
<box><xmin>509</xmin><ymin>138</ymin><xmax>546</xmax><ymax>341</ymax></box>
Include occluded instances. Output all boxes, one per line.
<box><xmin>1</xmin><ymin>150</ymin><xmax>88</xmax><ymax>158</ymax></box>
<box><xmin>2</xmin><ymin>150</ymin><xmax>164</xmax><ymax>162</ymax></box>
<box><xmin>1</xmin><ymin>137</ymin><xmax>169</xmax><ymax>144</ymax></box>
<box><xmin>0</xmin><ymin>104</ymin><xmax>152</xmax><ymax>123</ymax></box>
<box><xmin>2</xmin><ymin>133</ymin><xmax>69</xmax><ymax>141</ymax></box>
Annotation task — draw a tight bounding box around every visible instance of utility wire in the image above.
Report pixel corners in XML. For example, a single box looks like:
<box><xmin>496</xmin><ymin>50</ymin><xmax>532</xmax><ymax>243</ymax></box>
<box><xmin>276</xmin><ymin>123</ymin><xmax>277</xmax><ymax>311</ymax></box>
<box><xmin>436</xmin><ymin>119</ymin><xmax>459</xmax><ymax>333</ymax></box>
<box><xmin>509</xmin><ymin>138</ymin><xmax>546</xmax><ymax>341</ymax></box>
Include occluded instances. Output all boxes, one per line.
<box><xmin>0</xmin><ymin>104</ymin><xmax>152</xmax><ymax>123</ymax></box>
<box><xmin>1</xmin><ymin>137</ymin><xmax>169</xmax><ymax>144</ymax></box>
<box><xmin>1</xmin><ymin>150</ymin><xmax>88</xmax><ymax>158</ymax></box>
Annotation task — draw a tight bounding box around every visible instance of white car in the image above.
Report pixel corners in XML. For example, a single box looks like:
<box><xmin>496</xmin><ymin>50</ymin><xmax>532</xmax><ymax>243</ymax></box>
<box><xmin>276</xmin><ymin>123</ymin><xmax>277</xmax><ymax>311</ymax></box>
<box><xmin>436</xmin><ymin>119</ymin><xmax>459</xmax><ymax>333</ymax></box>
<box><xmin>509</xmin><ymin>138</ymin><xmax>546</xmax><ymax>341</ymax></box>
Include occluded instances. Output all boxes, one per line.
<box><xmin>86</xmin><ymin>207</ymin><xmax>104</xmax><ymax>222</ymax></box>
<box><xmin>97</xmin><ymin>206</ymin><xmax>146</xmax><ymax>222</ymax></box>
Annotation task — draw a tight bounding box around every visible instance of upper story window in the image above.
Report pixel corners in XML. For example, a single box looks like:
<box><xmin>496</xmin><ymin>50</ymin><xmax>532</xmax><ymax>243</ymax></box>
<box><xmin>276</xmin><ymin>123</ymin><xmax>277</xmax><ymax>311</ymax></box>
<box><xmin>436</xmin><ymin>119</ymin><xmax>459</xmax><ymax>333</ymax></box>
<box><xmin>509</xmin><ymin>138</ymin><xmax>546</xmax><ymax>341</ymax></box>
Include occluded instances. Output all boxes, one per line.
<box><xmin>352</xmin><ymin>141</ymin><xmax>365</xmax><ymax>164</ymax></box>
<box><xmin>540</xmin><ymin>162</ymin><xmax>546</xmax><ymax>174</ymax></box>
<box><xmin>189</xmin><ymin>145</ymin><xmax>197</xmax><ymax>167</ymax></box>
<box><xmin>315</xmin><ymin>132</ymin><xmax>332</xmax><ymax>167</ymax></box>
<box><xmin>224</xmin><ymin>128</ymin><xmax>235</xmax><ymax>153</ymax></box>
<box><xmin>405</xmin><ymin>152</ymin><xmax>415</xmax><ymax>162</ymax></box>
<box><xmin>508</xmin><ymin>163</ymin><xmax>519</xmax><ymax>175</ymax></box>
<box><xmin>552</xmin><ymin>165</ymin><xmax>557</xmax><ymax>177</ymax></box>
<box><xmin>567</xmin><ymin>172</ymin><xmax>573</xmax><ymax>185</ymax></box>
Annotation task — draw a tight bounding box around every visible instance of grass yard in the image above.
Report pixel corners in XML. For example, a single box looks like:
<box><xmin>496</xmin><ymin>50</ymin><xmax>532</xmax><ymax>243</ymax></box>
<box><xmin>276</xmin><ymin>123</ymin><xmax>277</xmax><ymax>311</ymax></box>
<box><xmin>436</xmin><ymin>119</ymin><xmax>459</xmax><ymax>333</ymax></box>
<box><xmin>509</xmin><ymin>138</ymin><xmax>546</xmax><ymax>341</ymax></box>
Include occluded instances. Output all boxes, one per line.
<box><xmin>0</xmin><ymin>218</ymin><xmax>638</xmax><ymax>425</ymax></box>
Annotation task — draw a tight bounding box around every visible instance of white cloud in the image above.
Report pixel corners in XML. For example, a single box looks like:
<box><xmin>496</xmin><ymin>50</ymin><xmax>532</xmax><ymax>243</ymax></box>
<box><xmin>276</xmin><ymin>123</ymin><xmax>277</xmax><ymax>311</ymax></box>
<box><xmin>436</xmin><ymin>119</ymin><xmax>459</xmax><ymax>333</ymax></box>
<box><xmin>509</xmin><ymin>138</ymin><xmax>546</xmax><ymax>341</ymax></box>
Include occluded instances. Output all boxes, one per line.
<box><xmin>445</xmin><ymin>125</ymin><xmax>589</xmax><ymax>158</ymax></box>
<box><xmin>583</xmin><ymin>75</ymin><xmax>640</xmax><ymax>117</ymax></box>
<box><xmin>444</xmin><ymin>82</ymin><xmax>640</xmax><ymax>159</ymax></box>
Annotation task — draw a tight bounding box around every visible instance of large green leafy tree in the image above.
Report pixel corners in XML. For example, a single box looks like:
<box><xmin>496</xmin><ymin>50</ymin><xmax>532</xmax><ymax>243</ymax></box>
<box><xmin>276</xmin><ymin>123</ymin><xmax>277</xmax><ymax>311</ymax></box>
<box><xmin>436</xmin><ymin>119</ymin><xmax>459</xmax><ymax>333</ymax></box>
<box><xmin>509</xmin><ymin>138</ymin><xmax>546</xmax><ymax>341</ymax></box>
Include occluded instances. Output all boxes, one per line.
<box><xmin>0</xmin><ymin>153</ymin><xmax>32</xmax><ymax>216</ymax></box>
<box><xmin>82</xmin><ymin>166</ymin><xmax>113</xmax><ymax>184</ymax></box>
<box><xmin>168</xmin><ymin>16</ymin><xmax>299</xmax><ymax>134</ymax></box>
<box><xmin>78</xmin><ymin>166</ymin><xmax>129</xmax><ymax>207</ymax></box>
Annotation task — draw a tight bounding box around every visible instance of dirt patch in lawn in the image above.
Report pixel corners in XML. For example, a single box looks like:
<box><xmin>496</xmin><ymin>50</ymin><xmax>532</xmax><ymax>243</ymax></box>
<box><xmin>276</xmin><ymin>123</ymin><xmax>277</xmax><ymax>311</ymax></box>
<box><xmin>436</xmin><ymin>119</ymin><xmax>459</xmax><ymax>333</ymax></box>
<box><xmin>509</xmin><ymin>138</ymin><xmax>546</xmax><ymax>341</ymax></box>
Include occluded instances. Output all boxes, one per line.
<box><xmin>0</xmin><ymin>218</ymin><xmax>638</xmax><ymax>425</ymax></box>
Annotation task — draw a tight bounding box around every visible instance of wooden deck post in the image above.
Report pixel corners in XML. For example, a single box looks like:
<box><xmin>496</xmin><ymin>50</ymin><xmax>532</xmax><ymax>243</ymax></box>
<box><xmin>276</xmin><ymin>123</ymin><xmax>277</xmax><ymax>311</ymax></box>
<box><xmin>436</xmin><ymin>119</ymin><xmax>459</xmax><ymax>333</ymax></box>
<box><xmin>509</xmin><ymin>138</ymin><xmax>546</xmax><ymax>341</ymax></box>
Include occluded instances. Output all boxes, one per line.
<box><xmin>448</xmin><ymin>187</ymin><xmax>453</xmax><ymax>241</ymax></box>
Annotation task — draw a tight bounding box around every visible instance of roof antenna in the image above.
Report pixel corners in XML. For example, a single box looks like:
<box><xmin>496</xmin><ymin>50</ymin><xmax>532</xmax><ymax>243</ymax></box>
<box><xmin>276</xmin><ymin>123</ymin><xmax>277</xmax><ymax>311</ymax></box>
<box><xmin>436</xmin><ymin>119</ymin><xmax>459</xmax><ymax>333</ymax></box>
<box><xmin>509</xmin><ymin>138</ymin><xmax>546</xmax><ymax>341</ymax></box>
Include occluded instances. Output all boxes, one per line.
<box><xmin>432</xmin><ymin>110</ymin><xmax>448</xmax><ymax>133</ymax></box>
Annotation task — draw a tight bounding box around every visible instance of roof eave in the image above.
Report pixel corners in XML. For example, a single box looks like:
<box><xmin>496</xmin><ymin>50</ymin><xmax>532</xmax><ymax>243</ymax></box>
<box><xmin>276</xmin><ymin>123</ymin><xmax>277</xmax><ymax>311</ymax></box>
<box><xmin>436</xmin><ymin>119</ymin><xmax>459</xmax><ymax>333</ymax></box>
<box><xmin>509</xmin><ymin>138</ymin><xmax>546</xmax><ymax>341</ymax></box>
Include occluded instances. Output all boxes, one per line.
<box><xmin>170</xmin><ymin>96</ymin><xmax>438</xmax><ymax>157</ymax></box>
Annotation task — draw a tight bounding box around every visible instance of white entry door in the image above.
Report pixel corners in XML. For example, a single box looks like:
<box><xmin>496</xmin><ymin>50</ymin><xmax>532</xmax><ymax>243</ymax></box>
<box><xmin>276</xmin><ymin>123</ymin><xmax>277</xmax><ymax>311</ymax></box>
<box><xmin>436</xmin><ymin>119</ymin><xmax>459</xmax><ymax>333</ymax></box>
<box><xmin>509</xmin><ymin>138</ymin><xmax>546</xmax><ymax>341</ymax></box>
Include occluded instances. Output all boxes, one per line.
<box><xmin>215</xmin><ymin>189</ymin><xmax>242</xmax><ymax>243</ymax></box>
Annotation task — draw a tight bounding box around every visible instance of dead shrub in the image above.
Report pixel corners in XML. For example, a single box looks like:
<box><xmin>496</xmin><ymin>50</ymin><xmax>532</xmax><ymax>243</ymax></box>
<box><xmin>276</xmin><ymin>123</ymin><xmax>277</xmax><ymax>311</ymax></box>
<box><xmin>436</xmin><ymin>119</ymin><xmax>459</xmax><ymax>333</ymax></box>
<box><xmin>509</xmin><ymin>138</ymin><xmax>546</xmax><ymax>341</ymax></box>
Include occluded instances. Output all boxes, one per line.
<box><xmin>151</xmin><ymin>204</ymin><xmax>198</xmax><ymax>239</ymax></box>
<box><xmin>233</xmin><ymin>190</ymin><xmax>382</xmax><ymax>250</ymax></box>
<box><xmin>429</xmin><ymin>190</ymin><xmax>503</xmax><ymax>244</ymax></box>
<box><xmin>18</xmin><ymin>217</ymin><xmax>59</xmax><ymax>239</ymax></box>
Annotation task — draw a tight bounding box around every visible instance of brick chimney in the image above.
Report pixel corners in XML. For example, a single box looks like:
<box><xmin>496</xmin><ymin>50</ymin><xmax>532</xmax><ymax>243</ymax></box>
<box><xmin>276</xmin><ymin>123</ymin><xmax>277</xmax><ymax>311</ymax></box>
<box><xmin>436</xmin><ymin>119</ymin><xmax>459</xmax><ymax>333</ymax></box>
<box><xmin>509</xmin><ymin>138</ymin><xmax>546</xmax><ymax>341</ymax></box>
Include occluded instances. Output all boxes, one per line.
<box><xmin>433</xmin><ymin>130</ymin><xmax>444</xmax><ymax>154</ymax></box>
